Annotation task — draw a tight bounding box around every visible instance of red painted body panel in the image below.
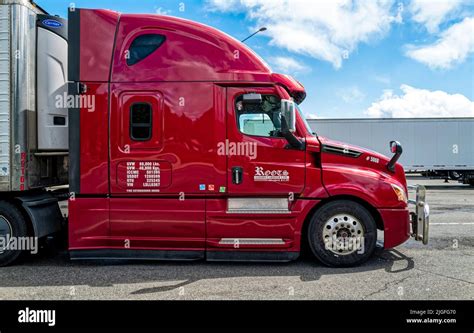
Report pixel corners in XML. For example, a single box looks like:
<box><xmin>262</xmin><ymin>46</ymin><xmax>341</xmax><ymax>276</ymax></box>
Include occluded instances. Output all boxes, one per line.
<box><xmin>68</xmin><ymin>9</ymin><xmax>413</xmax><ymax>258</ymax></box>
<box><xmin>320</xmin><ymin>136</ymin><xmax>408</xmax><ymax>194</ymax></box>
<box><xmin>379</xmin><ymin>208</ymin><xmax>411</xmax><ymax>248</ymax></box>
<box><xmin>109</xmin><ymin>83</ymin><xmax>226</xmax><ymax>195</ymax></box>
<box><xmin>302</xmin><ymin>136</ymin><xmax>328</xmax><ymax>199</ymax></box>
<box><xmin>78</xmin><ymin>83</ymin><xmax>109</xmax><ymax>194</ymax></box>
<box><xmin>109</xmin><ymin>198</ymin><xmax>205</xmax><ymax>250</ymax></box>
<box><xmin>111</xmin><ymin>14</ymin><xmax>271</xmax><ymax>83</ymax></box>
<box><xmin>321</xmin><ymin>164</ymin><xmax>403</xmax><ymax>208</ymax></box>
<box><xmin>79</xmin><ymin>9</ymin><xmax>119</xmax><ymax>82</ymax></box>
<box><xmin>68</xmin><ymin>198</ymin><xmax>109</xmax><ymax>249</ymax></box>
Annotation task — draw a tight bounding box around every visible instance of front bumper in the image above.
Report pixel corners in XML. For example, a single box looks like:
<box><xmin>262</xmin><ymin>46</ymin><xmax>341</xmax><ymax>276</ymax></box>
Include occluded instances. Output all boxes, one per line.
<box><xmin>408</xmin><ymin>185</ymin><xmax>430</xmax><ymax>245</ymax></box>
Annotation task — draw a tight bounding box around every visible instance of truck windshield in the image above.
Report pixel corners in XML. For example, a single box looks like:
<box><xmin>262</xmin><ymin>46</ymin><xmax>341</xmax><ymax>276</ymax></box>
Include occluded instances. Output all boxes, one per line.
<box><xmin>296</xmin><ymin>106</ymin><xmax>316</xmax><ymax>136</ymax></box>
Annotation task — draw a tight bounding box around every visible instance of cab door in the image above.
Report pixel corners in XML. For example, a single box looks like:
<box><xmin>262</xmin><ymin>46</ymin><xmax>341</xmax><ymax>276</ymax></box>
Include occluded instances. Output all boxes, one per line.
<box><xmin>226</xmin><ymin>87</ymin><xmax>306</xmax><ymax>196</ymax></box>
<box><xmin>204</xmin><ymin>87</ymin><xmax>307</xmax><ymax>251</ymax></box>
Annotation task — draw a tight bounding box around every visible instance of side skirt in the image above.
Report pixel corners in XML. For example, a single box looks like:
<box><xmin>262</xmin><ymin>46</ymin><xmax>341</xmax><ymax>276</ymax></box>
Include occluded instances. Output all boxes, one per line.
<box><xmin>69</xmin><ymin>249</ymin><xmax>300</xmax><ymax>263</ymax></box>
<box><xmin>69</xmin><ymin>249</ymin><xmax>204</xmax><ymax>261</ymax></box>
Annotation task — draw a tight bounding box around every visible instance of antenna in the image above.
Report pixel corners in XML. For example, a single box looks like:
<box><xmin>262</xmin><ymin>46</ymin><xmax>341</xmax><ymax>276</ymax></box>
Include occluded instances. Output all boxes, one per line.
<box><xmin>241</xmin><ymin>27</ymin><xmax>267</xmax><ymax>43</ymax></box>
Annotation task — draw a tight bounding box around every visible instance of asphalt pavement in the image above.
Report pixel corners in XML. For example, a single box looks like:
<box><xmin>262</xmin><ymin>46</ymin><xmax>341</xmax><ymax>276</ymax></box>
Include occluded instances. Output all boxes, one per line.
<box><xmin>0</xmin><ymin>177</ymin><xmax>472</xmax><ymax>300</ymax></box>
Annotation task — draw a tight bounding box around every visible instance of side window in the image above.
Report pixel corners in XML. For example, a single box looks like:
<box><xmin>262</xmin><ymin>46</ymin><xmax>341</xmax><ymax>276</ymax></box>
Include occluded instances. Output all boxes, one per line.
<box><xmin>240</xmin><ymin>114</ymin><xmax>276</xmax><ymax>136</ymax></box>
<box><xmin>236</xmin><ymin>94</ymin><xmax>283</xmax><ymax>138</ymax></box>
<box><xmin>127</xmin><ymin>34</ymin><xmax>166</xmax><ymax>66</ymax></box>
<box><xmin>130</xmin><ymin>103</ymin><xmax>152</xmax><ymax>141</ymax></box>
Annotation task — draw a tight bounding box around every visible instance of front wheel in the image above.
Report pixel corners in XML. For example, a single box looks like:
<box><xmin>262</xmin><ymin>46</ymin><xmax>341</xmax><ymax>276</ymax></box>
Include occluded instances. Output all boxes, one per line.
<box><xmin>308</xmin><ymin>200</ymin><xmax>377</xmax><ymax>267</ymax></box>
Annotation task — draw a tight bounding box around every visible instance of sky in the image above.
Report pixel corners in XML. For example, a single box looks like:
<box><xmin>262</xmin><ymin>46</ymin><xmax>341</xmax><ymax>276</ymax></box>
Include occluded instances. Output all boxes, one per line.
<box><xmin>37</xmin><ymin>0</ymin><xmax>474</xmax><ymax>119</ymax></box>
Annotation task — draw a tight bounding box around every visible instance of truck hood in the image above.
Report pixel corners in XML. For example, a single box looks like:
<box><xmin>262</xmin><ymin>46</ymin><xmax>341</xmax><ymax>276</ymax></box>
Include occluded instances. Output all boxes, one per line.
<box><xmin>318</xmin><ymin>136</ymin><xmax>407</xmax><ymax>188</ymax></box>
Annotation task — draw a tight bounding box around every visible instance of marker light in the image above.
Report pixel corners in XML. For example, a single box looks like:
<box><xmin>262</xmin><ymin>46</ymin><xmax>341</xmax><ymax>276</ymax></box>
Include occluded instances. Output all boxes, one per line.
<box><xmin>391</xmin><ymin>184</ymin><xmax>407</xmax><ymax>203</ymax></box>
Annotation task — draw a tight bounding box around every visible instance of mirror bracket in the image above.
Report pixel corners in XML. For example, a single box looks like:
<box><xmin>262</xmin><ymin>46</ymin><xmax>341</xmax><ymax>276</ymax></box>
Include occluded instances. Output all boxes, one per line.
<box><xmin>284</xmin><ymin>140</ymin><xmax>305</xmax><ymax>151</ymax></box>
<box><xmin>280</xmin><ymin>114</ymin><xmax>305</xmax><ymax>150</ymax></box>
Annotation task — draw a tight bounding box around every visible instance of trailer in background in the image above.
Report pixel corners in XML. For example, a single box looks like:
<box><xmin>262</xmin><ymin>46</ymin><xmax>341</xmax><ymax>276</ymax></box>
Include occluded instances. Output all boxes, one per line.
<box><xmin>308</xmin><ymin>118</ymin><xmax>474</xmax><ymax>185</ymax></box>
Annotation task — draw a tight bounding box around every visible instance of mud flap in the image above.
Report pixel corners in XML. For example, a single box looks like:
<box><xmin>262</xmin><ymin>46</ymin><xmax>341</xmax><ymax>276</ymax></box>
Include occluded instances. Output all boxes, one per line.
<box><xmin>16</xmin><ymin>192</ymin><xmax>64</xmax><ymax>238</ymax></box>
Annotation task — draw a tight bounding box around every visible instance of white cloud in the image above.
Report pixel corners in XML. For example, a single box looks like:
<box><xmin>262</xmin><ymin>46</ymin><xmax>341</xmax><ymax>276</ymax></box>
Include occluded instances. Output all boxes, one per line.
<box><xmin>207</xmin><ymin>0</ymin><xmax>398</xmax><ymax>69</ymax></box>
<box><xmin>155</xmin><ymin>7</ymin><xmax>171</xmax><ymax>15</ymax></box>
<box><xmin>405</xmin><ymin>17</ymin><xmax>474</xmax><ymax>69</ymax></box>
<box><xmin>268</xmin><ymin>56</ymin><xmax>308</xmax><ymax>73</ymax></box>
<box><xmin>409</xmin><ymin>0</ymin><xmax>466</xmax><ymax>33</ymax></box>
<box><xmin>366</xmin><ymin>84</ymin><xmax>474</xmax><ymax>118</ymax></box>
<box><xmin>207</xmin><ymin>0</ymin><xmax>240</xmax><ymax>11</ymax></box>
<box><xmin>338</xmin><ymin>86</ymin><xmax>366</xmax><ymax>103</ymax></box>
<box><xmin>306</xmin><ymin>113</ymin><xmax>323</xmax><ymax>119</ymax></box>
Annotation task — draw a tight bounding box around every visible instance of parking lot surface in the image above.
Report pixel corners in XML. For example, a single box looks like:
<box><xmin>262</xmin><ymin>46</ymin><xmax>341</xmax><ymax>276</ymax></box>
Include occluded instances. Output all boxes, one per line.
<box><xmin>0</xmin><ymin>177</ymin><xmax>472</xmax><ymax>300</ymax></box>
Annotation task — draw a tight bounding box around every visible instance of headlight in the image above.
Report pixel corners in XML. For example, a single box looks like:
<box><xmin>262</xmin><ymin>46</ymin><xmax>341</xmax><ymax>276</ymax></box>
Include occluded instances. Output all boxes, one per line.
<box><xmin>391</xmin><ymin>184</ymin><xmax>407</xmax><ymax>203</ymax></box>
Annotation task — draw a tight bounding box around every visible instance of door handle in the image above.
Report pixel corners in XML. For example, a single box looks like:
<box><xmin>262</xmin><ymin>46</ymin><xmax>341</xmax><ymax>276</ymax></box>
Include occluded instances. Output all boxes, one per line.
<box><xmin>232</xmin><ymin>167</ymin><xmax>243</xmax><ymax>185</ymax></box>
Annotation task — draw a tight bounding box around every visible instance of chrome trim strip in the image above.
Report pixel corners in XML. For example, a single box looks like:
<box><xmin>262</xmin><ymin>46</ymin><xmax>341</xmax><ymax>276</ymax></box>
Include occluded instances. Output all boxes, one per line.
<box><xmin>227</xmin><ymin>198</ymin><xmax>290</xmax><ymax>214</ymax></box>
<box><xmin>219</xmin><ymin>238</ymin><xmax>285</xmax><ymax>245</ymax></box>
<box><xmin>321</xmin><ymin>144</ymin><xmax>362</xmax><ymax>158</ymax></box>
<box><xmin>227</xmin><ymin>209</ymin><xmax>290</xmax><ymax>214</ymax></box>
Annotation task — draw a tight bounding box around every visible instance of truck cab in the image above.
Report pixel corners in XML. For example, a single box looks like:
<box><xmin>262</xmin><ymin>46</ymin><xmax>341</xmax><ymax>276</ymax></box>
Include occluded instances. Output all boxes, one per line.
<box><xmin>0</xmin><ymin>4</ymin><xmax>429</xmax><ymax>267</ymax></box>
<box><xmin>64</xmin><ymin>8</ymin><xmax>429</xmax><ymax>267</ymax></box>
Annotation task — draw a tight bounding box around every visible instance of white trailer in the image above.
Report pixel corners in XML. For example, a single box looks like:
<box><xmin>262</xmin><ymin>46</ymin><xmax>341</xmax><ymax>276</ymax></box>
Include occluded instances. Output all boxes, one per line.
<box><xmin>308</xmin><ymin>117</ymin><xmax>474</xmax><ymax>185</ymax></box>
<box><xmin>0</xmin><ymin>0</ymin><xmax>67</xmax><ymax>265</ymax></box>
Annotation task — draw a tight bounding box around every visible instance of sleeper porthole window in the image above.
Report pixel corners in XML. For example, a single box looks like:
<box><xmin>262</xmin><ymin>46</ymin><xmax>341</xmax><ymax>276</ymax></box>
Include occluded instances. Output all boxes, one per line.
<box><xmin>127</xmin><ymin>34</ymin><xmax>166</xmax><ymax>66</ymax></box>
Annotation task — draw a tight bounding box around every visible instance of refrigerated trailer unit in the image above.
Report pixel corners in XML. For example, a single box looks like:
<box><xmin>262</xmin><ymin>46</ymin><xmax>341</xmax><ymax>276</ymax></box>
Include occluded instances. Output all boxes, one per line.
<box><xmin>0</xmin><ymin>0</ymin><xmax>430</xmax><ymax>267</ymax></box>
<box><xmin>0</xmin><ymin>0</ymin><xmax>66</xmax><ymax>260</ymax></box>
<box><xmin>308</xmin><ymin>118</ymin><xmax>474</xmax><ymax>185</ymax></box>
<box><xmin>0</xmin><ymin>0</ymin><xmax>68</xmax><ymax>190</ymax></box>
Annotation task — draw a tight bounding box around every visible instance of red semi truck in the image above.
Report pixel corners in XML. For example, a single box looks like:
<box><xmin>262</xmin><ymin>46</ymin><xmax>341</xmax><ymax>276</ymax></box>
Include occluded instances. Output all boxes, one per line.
<box><xmin>0</xmin><ymin>2</ymin><xmax>429</xmax><ymax>267</ymax></box>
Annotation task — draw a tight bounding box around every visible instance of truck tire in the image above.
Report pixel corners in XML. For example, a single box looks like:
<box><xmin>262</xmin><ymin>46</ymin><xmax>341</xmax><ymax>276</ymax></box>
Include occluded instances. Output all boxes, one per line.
<box><xmin>0</xmin><ymin>201</ymin><xmax>28</xmax><ymax>267</ymax></box>
<box><xmin>308</xmin><ymin>200</ymin><xmax>377</xmax><ymax>267</ymax></box>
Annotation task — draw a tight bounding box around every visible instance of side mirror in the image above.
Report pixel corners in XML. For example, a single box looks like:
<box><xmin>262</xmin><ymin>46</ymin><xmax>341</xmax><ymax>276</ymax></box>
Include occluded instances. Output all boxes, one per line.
<box><xmin>280</xmin><ymin>99</ymin><xmax>296</xmax><ymax>132</ymax></box>
<box><xmin>390</xmin><ymin>140</ymin><xmax>403</xmax><ymax>154</ymax></box>
<box><xmin>280</xmin><ymin>99</ymin><xmax>304</xmax><ymax>150</ymax></box>
<box><xmin>387</xmin><ymin>141</ymin><xmax>403</xmax><ymax>172</ymax></box>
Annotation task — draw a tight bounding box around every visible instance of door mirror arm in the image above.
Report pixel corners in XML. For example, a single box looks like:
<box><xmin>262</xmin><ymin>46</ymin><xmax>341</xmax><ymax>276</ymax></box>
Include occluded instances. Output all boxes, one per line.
<box><xmin>280</xmin><ymin>116</ymin><xmax>305</xmax><ymax>150</ymax></box>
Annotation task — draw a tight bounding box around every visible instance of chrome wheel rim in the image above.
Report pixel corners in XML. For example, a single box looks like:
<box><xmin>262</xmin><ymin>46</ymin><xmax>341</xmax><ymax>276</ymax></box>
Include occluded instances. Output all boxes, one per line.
<box><xmin>322</xmin><ymin>214</ymin><xmax>364</xmax><ymax>255</ymax></box>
